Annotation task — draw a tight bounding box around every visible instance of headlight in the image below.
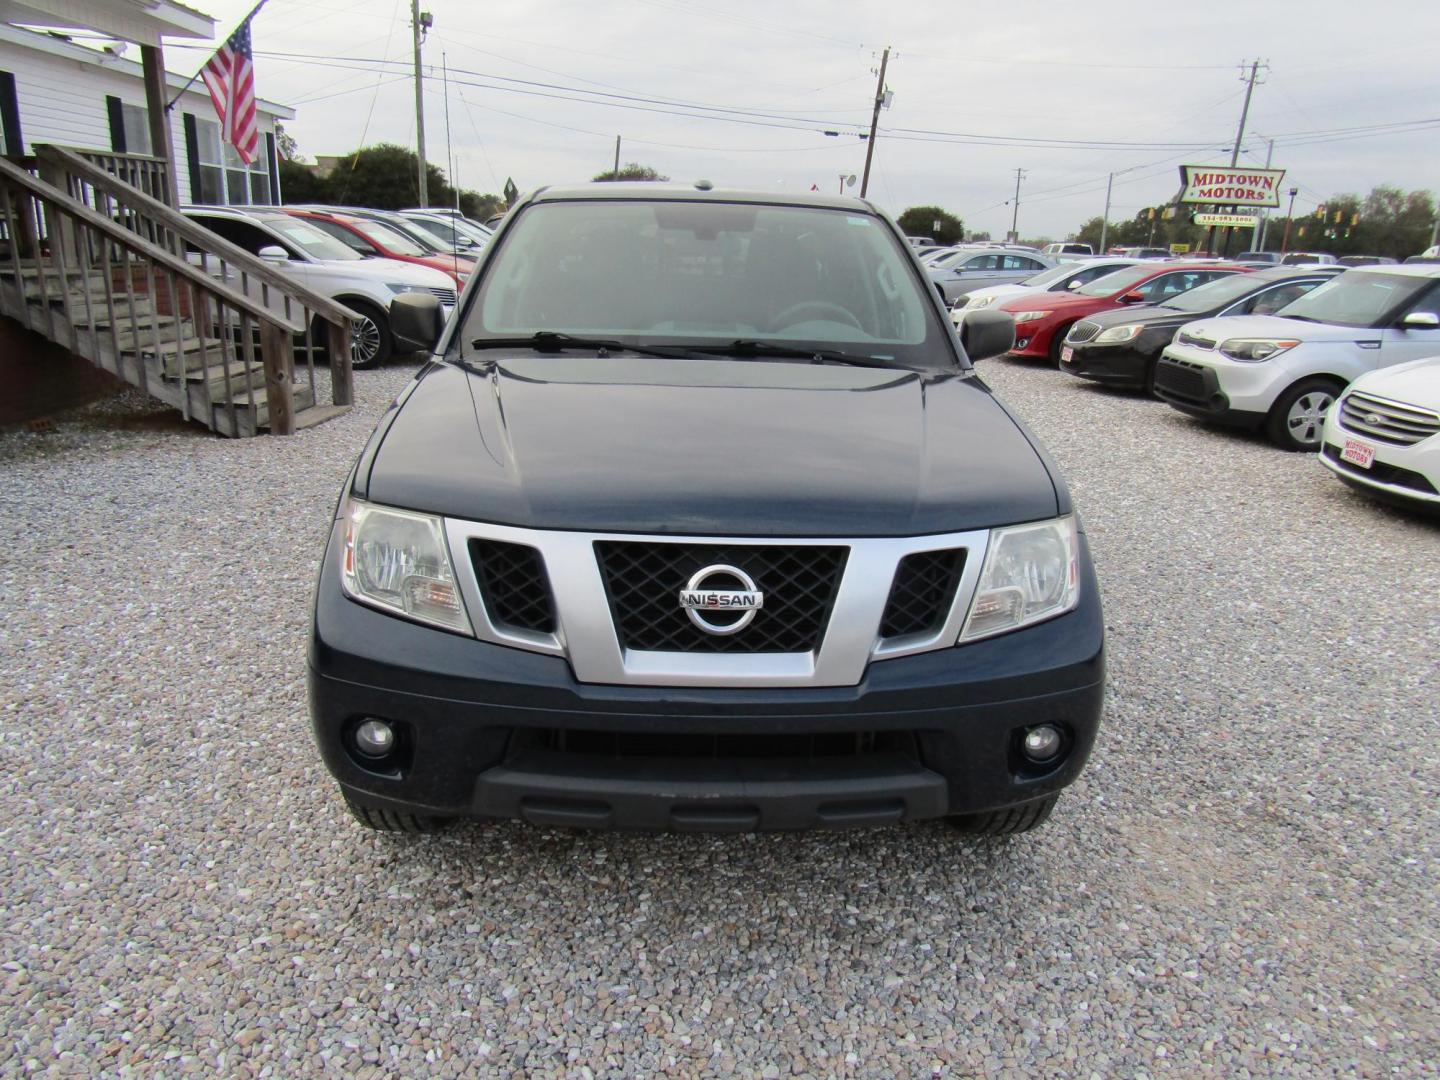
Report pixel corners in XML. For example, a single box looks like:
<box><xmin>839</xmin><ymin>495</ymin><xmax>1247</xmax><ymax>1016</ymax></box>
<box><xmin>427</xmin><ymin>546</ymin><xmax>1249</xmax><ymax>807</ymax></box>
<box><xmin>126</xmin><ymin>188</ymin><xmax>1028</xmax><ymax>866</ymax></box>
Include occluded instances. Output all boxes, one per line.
<box><xmin>340</xmin><ymin>498</ymin><xmax>472</xmax><ymax>634</ymax></box>
<box><xmin>1093</xmin><ymin>324</ymin><xmax>1143</xmax><ymax>344</ymax></box>
<box><xmin>385</xmin><ymin>282</ymin><xmax>429</xmax><ymax>295</ymax></box>
<box><xmin>960</xmin><ymin>516</ymin><xmax>1080</xmax><ymax>643</ymax></box>
<box><xmin>1217</xmin><ymin>338</ymin><xmax>1299</xmax><ymax>362</ymax></box>
<box><xmin>967</xmin><ymin>296</ymin><xmax>994</xmax><ymax>309</ymax></box>
<box><xmin>1012</xmin><ymin>310</ymin><xmax>1050</xmax><ymax>324</ymax></box>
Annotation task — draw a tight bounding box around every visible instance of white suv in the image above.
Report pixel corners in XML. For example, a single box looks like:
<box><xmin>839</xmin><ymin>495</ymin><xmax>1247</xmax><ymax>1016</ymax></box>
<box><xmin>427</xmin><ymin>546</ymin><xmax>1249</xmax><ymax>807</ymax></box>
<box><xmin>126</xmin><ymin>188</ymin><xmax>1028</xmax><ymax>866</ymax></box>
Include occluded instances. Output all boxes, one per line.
<box><xmin>184</xmin><ymin>207</ymin><xmax>458</xmax><ymax>368</ymax></box>
<box><xmin>1153</xmin><ymin>265</ymin><xmax>1440</xmax><ymax>450</ymax></box>
<box><xmin>1319</xmin><ymin>357</ymin><xmax>1440</xmax><ymax>511</ymax></box>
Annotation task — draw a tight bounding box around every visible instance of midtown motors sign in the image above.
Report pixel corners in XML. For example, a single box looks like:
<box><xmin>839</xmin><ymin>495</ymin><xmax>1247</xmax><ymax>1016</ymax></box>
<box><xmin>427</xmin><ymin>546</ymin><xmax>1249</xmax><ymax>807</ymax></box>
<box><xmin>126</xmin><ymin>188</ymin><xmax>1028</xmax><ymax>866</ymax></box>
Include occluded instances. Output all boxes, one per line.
<box><xmin>1178</xmin><ymin>165</ymin><xmax>1286</xmax><ymax>207</ymax></box>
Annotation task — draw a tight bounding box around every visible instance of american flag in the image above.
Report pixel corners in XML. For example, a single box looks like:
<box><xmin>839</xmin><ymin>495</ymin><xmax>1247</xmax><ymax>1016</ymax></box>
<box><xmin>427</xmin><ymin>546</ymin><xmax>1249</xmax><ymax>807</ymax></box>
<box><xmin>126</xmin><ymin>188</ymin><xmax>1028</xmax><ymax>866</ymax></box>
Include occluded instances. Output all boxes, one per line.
<box><xmin>201</xmin><ymin>10</ymin><xmax>260</xmax><ymax>164</ymax></box>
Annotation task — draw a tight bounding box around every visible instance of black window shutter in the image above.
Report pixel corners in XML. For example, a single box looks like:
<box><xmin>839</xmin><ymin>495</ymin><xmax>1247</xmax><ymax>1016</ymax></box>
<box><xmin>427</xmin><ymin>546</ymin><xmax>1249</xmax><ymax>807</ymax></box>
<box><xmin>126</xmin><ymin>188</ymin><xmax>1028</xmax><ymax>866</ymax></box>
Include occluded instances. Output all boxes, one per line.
<box><xmin>106</xmin><ymin>95</ymin><xmax>126</xmax><ymax>153</ymax></box>
<box><xmin>182</xmin><ymin>113</ymin><xmax>202</xmax><ymax>203</ymax></box>
<box><xmin>0</xmin><ymin>71</ymin><xmax>23</xmax><ymax>155</ymax></box>
<box><xmin>265</xmin><ymin>131</ymin><xmax>279</xmax><ymax>205</ymax></box>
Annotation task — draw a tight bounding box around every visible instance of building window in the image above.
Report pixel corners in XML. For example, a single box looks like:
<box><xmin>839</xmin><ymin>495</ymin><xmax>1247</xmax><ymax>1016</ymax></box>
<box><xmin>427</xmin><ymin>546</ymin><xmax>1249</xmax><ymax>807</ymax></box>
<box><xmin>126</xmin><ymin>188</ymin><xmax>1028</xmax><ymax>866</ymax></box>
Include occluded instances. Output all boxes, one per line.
<box><xmin>120</xmin><ymin>102</ymin><xmax>152</xmax><ymax>155</ymax></box>
<box><xmin>192</xmin><ymin>116</ymin><xmax>271</xmax><ymax>206</ymax></box>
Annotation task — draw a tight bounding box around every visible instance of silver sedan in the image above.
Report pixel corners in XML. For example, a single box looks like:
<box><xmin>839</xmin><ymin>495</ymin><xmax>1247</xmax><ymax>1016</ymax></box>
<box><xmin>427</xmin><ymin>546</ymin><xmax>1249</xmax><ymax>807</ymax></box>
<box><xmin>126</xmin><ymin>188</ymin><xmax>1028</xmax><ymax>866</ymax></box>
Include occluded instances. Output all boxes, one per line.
<box><xmin>928</xmin><ymin>248</ymin><xmax>1056</xmax><ymax>303</ymax></box>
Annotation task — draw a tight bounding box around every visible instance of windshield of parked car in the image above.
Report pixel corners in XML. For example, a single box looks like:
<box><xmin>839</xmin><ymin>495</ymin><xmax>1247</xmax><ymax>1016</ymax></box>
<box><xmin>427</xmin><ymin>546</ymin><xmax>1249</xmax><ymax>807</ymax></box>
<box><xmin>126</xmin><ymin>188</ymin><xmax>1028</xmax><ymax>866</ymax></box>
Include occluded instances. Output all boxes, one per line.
<box><xmin>1159</xmin><ymin>272</ymin><xmax>1272</xmax><ymax>312</ymax></box>
<box><xmin>466</xmin><ymin>200</ymin><xmax>947</xmax><ymax>367</ymax></box>
<box><xmin>1022</xmin><ymin>264</ymin><xmax>1078</xmax><ymax>287</ymax></box>
<box><xmin>1274</xmin><ymin>271</ymin><xmax>1436</xmax><ymax>327</ymax></box>
<box><xmin>264</xmin><ymin>218</ymin><xmax>362</xmax><ymax>261</ymax></box>
<box><xmin>351</xmin><ymin>219</ymin><xmax>427</xmax><ymax>257</ymax></box>
<box><xmin>1076</xmin><ymin>263</ymin><xmax>1157</xmax><ymax>296</ymax></box>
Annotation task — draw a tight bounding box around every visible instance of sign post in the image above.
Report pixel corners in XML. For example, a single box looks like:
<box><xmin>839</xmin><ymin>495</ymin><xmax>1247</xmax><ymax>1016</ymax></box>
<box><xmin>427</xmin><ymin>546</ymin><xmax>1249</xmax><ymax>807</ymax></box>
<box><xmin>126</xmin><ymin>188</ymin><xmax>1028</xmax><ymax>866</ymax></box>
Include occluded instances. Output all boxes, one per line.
<box><xmin>1178</xmin><ymin>164</ymin><xmax>1284</xmax><ymax>257</ymax></box>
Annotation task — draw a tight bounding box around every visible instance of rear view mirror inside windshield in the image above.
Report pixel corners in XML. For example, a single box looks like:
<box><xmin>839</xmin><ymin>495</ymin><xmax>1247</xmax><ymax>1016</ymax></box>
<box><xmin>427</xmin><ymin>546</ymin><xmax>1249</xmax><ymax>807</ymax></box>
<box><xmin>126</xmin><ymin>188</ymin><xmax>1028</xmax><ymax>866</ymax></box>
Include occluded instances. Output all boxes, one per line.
<box><xmin>653</xmin><ymin>203</ymin><xmax>759</xmax><ymax>239</ymax></box>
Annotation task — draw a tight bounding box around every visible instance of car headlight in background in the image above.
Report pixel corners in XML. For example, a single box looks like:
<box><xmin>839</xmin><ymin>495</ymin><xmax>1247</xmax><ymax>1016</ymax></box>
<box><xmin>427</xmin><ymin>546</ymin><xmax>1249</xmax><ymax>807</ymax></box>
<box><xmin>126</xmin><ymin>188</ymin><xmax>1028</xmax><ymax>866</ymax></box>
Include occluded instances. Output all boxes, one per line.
<box><xmin>1217</xmin><ymin>338</ymin><xmax>1299</xmax><ymax>362</ymax></box>
<box><xmin>341</xmin><ymin>498</ymin><xmax>472</xmax><ymax>634</ymax></box>
<box><xmin>960</xmin><ymin>516</ymin><xmax>1080</xmax><ymax>642</ymax></box>
<box><xmin>1013</xmin><ymin>310</ymin><xmax>1050</xmax><ymax>324</ymax></box>
<box><xmin>967</xmin><ymin>296</ymin><xmax>995</xmax><ymax>309</ymax></box>
<box><xmin>385</xmin><ymin>282</ymin><xmax>431</xmax><ymax>295</ymax></box>
<box><xmin>1093</xmin><ymin>324</ymin><xmax>1144</xmax><ymax>344</ymax></box>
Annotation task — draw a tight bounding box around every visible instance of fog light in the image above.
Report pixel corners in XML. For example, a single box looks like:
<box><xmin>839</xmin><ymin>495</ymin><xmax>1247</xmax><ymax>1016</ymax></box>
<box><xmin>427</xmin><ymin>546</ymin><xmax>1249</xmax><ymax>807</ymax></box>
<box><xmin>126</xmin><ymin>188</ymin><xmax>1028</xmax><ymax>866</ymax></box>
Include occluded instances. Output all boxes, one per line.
<box><xmin>1022</xmin><ymin>724</ymin><xmax>1063</xmax><ymax>762</ymax></box>
<box><xmin>354</xmin><ymin>719</ymin><xmax>396</xmax><ymax>758</ymax></box>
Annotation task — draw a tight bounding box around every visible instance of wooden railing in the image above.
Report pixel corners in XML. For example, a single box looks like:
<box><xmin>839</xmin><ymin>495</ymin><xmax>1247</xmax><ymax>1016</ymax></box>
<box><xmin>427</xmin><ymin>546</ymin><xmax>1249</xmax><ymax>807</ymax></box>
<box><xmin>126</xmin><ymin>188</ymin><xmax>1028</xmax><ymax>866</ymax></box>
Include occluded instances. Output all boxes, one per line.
<box><xmin>36</xmin><ymin>145</ymin><xmax>355</xmax><ymax>426</ymax></box>
<box><xmin>0</xmin><ymin>148</ymin><xmax>356</xmax><ymax>435</ymax></box>
<box><xmin>65</xmin><ymin>148</ymin><xmax>173</xmax><ymax>207</ymax></box>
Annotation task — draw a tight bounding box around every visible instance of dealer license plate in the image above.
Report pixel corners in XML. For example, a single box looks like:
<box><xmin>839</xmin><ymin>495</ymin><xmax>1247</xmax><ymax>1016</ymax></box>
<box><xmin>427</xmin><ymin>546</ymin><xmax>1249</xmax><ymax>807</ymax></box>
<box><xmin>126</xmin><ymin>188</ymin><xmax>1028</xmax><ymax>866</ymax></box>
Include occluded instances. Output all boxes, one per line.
<box><xmin>1341</xmin><ymin>438</ymin><xmax>1375</xmax><ymax>470</ymax></box>
<box><xmin>1060</xmin><ymin>346</ymin><xmax>1074</xmax><ymax>364</ymax></box>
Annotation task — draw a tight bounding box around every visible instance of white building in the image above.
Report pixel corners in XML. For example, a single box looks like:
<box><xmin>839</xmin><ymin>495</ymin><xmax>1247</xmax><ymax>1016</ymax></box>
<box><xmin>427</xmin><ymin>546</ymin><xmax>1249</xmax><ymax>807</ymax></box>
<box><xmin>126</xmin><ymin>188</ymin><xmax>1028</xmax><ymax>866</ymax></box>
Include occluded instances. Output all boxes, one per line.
<box><xmin>0</xmin><ymin>21</ymin><xmax>293</xmax><ymax>206</ymax></box>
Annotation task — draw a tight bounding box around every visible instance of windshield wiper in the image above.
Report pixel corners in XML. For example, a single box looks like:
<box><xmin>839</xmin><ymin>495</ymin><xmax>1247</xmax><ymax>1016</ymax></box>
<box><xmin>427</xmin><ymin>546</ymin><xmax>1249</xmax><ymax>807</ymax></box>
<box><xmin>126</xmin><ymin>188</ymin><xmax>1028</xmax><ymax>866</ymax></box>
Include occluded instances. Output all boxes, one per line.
<box><xmin>468</xmin><ymin>331</ymin><xmax>696</xmax><ymax>359</ymax></box>
<box><xmin>689</xmin><ymin>339</ymin><xmax>903</xmax><ymax>369</ymax></box>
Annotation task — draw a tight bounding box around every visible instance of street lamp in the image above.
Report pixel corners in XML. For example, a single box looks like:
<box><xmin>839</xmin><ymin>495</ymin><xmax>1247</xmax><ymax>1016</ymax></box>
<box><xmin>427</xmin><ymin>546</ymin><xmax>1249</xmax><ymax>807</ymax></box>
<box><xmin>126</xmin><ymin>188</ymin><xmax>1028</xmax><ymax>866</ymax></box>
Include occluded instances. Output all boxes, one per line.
<box><xmin>1280</xmin><ymin>187</ymin><xmax>1299</xmax><ymax>255</ymax></box>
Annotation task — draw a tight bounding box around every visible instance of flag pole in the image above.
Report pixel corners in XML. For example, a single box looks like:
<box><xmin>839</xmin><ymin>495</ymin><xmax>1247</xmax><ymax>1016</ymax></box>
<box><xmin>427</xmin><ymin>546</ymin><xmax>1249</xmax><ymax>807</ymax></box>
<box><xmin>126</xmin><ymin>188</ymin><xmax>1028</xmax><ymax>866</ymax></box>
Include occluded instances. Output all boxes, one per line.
<box><xmin>166</xmin><ymin>0</ymin><xmax>270</xmax><ymax>111</ymax></box>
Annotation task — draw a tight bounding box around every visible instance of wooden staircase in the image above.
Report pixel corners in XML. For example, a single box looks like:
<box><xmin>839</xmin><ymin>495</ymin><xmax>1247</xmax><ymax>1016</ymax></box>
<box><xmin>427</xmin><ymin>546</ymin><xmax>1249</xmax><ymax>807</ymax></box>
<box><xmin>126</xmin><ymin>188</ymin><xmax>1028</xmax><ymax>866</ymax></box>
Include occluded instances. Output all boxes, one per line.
<box><xmin>0</xmin><ymin>147</ymin><xmax>357</xmax><ymax>436</ymax></box>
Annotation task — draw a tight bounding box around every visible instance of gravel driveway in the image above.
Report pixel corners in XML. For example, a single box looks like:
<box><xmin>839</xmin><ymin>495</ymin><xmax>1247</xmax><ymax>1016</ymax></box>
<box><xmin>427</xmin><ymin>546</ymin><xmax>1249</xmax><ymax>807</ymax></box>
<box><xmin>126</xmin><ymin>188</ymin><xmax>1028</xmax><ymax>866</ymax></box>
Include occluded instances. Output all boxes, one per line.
<box><xmin>1</xmin><ymin>356</ymin><xmax>1436</xmax><ymax>1078</ymax></box>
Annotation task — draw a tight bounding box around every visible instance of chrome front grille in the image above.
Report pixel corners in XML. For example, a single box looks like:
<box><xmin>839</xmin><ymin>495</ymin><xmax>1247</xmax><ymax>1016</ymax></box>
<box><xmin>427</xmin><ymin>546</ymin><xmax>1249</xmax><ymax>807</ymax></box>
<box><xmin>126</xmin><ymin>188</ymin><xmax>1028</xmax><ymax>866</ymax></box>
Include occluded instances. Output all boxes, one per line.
<box><xmin>1066</xmin><ymin>321</ymin><xmax>1100</xmax><ymax>344</ymax></box>
<box><xmin>442</xmin><ymin>520</ymin><xmax>992</xmax><ymax>688</ymax></box>
<box><xmin>594</xmin><ymin>542</ymin><xmax>847</xmax><ymax>654</ymax></box>
<box><xmin>1176</xmin><ymin>330</ymin><xmax>1217</xmax><ymax>350</ymax></box>
<box><xmin>1339</xmin><ymin>391</ymin><xmax>1440</xmax><ymax>446</ymax></box>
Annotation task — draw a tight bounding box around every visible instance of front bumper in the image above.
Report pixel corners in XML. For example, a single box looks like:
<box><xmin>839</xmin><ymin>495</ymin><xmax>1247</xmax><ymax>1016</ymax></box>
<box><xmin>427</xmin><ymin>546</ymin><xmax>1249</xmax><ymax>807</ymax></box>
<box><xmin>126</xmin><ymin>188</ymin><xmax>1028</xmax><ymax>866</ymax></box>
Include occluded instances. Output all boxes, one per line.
<box><xmin>308</xmin><ymin>527</ymin><xmax>1106</xmax><ymax>831</ymax></box>
<box><xmin>1319</xmin><ymin>413</ymin><xmax>1440</xmax><ymax>510</ymax></box>
<box><xmin>1060</xmin><ymin>341</ymin><xmax>1153</xmax><ymax>387</ymax></box>
<box><xmin>1007</xmin><ymin>318</ymin><xmax>1059</xmax><ymax>359</ymax></box>
<box><xmin>1152</xmin><ymin>352</ymin><xmax>1267</xmax><ymax>428</ymax></box>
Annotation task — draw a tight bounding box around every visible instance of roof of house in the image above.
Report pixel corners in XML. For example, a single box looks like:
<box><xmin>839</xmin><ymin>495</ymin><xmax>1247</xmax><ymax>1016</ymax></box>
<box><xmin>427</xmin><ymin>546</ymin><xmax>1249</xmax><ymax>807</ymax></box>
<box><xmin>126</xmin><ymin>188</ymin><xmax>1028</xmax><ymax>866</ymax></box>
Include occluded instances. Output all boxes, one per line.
<box><xmin>0</xmin><ymin>23</ymin><xmax>294</xmax><ymax>118</ymax></box>
<box><xmin>0</xmin><ymin>0</ymin><xmax>215</xmax><ymax>43</ymax></box>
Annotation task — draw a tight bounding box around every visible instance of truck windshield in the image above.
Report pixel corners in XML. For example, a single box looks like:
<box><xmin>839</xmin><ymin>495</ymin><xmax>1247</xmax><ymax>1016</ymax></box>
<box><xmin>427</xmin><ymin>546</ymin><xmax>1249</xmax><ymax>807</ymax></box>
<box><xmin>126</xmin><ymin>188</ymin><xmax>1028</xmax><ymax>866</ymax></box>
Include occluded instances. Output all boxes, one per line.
<box><xmin>466</xmin><ymin>199</ymin><xmax>948</xmax><ymax>368</ymax></box>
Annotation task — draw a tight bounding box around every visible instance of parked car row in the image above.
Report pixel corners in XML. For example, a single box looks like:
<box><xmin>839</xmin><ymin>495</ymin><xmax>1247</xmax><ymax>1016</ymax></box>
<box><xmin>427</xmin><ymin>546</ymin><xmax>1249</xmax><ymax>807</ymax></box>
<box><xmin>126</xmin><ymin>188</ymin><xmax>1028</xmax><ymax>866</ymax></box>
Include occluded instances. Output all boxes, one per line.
<box><xmin>964</xmin><ymin>259</ymin><xmax>1440</xmax><ymax>513</ymax></box>
<box><xmin>180</xmin><ymin>204</ymin><xmax>492</xmax><ymax>368</ymax></box>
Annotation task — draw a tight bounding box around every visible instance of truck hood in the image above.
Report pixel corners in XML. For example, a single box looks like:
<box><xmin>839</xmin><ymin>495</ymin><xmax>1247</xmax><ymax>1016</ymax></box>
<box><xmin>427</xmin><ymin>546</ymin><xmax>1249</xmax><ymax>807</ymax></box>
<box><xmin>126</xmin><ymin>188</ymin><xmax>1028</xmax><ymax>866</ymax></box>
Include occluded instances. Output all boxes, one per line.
<box><xmin>1174</xmin><ymin>313</ymin><xmax>1377</xmax><ymax>344</ymax></box>
<box><xmin>363</xmin><ymin>356</ymin><xmax>1061</xmax><ymax>535</ymax></box>
<box><xmin>1347</xmin><ymin>356</ymin><xmax>1440</xmax><ymax>410</ymax></box>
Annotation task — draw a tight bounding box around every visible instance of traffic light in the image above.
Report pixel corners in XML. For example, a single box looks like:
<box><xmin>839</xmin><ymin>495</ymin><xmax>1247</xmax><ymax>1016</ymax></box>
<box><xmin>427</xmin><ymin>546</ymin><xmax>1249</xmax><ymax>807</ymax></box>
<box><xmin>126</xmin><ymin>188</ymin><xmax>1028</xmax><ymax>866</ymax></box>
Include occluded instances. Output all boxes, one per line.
<box><xmin>1351</xmin><ymin>213</ymin><xmax>1359</xmax><ymax>226</ymax></box>
<box><xmin>1315</xmin><ymin>205</ymin><xmax>1326</xmax><ymax>220</ymax></box>
<box><xmin>1334</xmin><ymin>210</ymin><xmax>1343</xmax><ymax>224</ymax></box>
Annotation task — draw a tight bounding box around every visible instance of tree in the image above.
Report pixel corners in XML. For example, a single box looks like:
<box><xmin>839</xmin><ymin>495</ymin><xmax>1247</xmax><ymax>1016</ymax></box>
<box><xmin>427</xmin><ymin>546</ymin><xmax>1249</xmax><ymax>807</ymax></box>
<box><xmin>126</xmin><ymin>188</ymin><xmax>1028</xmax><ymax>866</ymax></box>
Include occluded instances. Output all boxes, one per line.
<box><xmin>593</xmin><ymin>163</ymin><xmax>670</xmax><ymax>182</ymax></box>
<box><xmin>274</xmin><ymin>123</ymin><xmax>303</xmax><ymax>164</ymax></box>
<box><xmin>274</xmin><ymin>142</ymin><xmax>503</xmax><ymax>220</ymax></box>
<box><xmin>896</xmin><ymin>206</ymin><xmax>964</xmax><ymax>246</ymax></box>
<box><xmin>278</xmin><ymin>158</ymin><xmax>330</xmax><ymax>204</ymax></box>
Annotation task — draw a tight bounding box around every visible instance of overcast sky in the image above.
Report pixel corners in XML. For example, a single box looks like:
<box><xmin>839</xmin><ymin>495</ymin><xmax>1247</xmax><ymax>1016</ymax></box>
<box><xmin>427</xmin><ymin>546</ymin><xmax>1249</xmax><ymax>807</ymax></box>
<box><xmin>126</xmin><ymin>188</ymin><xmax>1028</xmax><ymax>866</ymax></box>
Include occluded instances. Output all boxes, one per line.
<box><xmin>176</xmin><ymin>0</ymin><xmax>1439</xmax><ymax>239</ymax></box>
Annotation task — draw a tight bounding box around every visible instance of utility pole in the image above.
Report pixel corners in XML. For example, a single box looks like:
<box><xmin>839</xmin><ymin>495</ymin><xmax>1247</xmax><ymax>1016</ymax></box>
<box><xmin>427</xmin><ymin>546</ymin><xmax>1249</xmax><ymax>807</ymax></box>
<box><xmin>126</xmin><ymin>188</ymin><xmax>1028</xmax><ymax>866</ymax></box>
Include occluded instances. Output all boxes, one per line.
<box><xmin>613</xmin><ymin>136</ymin><xmax>621</xmax><ymax>177</ymax></box>
<box><xmin>1009</xmin><ymin>168</ymin><xmax>1026</xmax><ymax>243</ymax></box>
<box><xmin>1099</xmin><ymin>172</ymin><xmax>1113</xmax><ymax>254</ymax></box>
<box><xmin>1280</xmin><ymin>187</ymin><xmax>1298</xmax><ymax>255</ymax></box>
<box><xmin>1217</xmin><ymin>58</ymin><xmax>1265</xmax><ymax>257</ymax></box>
<box><xmin>1431</xmin><ymin>202</ymin><xmax>1439</xmax><ymax>248</ymax></box>
<box><xmin>859</xmin><ymin>46</ymin><xmax>889</xmax><ymax>199</ymax></box>
<box><xmin>411</xmin><ymin>0</ymin><xmax>429</xmax><ymax>207</ymax></box>
<box><xmin>1255</xmin><ymin>138</ymin><xmax>1276</xmax><ymax>252</ymax></box>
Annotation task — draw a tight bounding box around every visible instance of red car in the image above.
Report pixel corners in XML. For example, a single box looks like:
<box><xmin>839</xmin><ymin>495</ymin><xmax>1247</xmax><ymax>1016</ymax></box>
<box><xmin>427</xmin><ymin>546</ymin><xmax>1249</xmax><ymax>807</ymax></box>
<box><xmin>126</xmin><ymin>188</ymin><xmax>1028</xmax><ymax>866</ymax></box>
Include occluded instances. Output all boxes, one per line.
<box><xmin>998</xmin><ymin>262</ymin><xmax>1253</xmax><ymax>364</ymax></box>
<box><xmin>283</xmin><ymin>208</ymin><xmax>475</xmax><ymax>287</ymax></box>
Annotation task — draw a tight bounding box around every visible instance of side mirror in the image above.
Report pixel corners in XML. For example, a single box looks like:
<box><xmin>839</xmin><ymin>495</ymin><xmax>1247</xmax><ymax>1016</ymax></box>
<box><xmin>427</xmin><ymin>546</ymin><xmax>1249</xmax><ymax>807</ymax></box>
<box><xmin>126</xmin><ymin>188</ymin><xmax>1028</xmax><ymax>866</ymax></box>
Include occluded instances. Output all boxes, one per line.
<box><xmin>1065</xmin><ymin>279</ymin><xmax>1083</xmax><ymax>290</ymax></box>
<box><xmin>958</xmin><ymin>308</ymin><xmax>1015</xmax><ymax>362</ymax></box>
<box><xmin>1117</xmin><ymin>290</ymin><xmax>1146</xmax><ymax>304</ymax></box>
<box><xmin>390</xmin><ymin>293</ymin><xmax>446</xmax><ymax>352</ymax></box>
<box><xmin>1402</xmin><ymin>311</ymin><xmax>1440</xmax><ymax>329</ymax></box>
<box><xmin>258</xmin><ymin>245</ymin><xmax>288</xmax><ymax>264</ymax></box>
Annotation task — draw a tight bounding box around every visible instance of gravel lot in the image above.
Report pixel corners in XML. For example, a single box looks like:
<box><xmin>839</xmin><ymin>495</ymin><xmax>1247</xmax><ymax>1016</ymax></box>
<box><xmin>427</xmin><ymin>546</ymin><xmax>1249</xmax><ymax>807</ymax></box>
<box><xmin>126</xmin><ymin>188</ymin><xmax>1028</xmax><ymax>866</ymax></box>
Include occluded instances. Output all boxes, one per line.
<box><xmin>1</xmin><ymin>355</ymin><xmax>1436</xmax><ymax>1078</ymax></box>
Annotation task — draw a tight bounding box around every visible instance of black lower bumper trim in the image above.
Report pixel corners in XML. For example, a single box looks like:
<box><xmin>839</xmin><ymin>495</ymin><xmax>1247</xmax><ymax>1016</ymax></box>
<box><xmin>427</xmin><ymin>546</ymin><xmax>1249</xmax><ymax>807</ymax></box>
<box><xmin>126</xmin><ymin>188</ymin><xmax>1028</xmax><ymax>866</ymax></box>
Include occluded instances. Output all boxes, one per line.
<box><xmin>475</xmin><ymin>750</ymin><xmax>947</xmax><ymax>831</ymax></box>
